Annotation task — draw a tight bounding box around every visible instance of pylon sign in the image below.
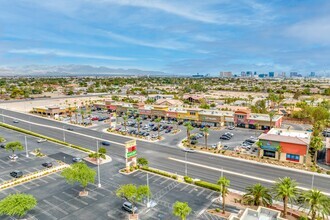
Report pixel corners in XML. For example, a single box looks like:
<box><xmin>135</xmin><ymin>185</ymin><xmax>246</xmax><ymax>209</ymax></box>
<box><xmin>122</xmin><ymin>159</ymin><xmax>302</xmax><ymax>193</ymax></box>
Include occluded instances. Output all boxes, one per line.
<box><xmin>125</xmin><ymin>140</ymin><xmax>137</xmax><ymax>171</ymax></box>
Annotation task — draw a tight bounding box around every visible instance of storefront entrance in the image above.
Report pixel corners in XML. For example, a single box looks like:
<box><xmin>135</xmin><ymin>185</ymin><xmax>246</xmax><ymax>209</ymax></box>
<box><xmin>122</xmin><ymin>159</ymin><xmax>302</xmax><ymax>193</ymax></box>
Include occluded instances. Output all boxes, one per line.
<box><xmin>263</xmin><ymin>150</ymin><xmax>276</xmax><ymax>158</ymax></box>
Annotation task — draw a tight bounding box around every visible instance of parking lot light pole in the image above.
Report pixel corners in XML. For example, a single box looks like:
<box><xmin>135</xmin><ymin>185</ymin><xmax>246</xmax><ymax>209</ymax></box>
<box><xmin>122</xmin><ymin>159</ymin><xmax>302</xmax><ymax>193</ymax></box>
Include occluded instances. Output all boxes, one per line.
<box><xmin>147</xmin><ymin>173</ymin><xmax>150</xmax><ymax>208</ymax></box>
<box><xmin>97</xmin><ymin>140</ymin><xmax>101</xmax><ymax>188</ymax></box>
<box><xmin>25</xmin><ymin>136</ymin><xmax>29</xmax><ymax>158</ymax></box>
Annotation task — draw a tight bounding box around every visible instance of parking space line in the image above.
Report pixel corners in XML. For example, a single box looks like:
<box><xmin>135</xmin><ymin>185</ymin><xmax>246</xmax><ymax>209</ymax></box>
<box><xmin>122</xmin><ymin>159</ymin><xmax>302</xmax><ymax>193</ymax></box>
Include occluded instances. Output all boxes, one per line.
<box><xmin>19</xmin><ymin>183</ymin><xmax>31</xmax><ymax>190</ymax></box>
<box><xmin>0</xmin><ymin>159</ymin><xmax>12</xmax><ymax>166</ymax></box>
<box><xmin>147</xmin><ymin>175</ymin><xmax>156</xmax><ymax>180</ymax></box>
<box><xmin>152</xmin><ymin>176</ymin><xmax>163</xmax><ymax>183</ymax></box>
<box><xmin>35</xmin><ymin>206</ymin><xmax>57</xmax><ymax>220</ymax></box>
<box><xmin>62</xmin><ymin>192</ymin><xmax>88</xmax><ymax>205</ymax></box>
<box><xmin>0</xmin><ymin>191</ymin><xmax>8</xmax><ymax>196</ymax></box>
<box><xmin>159</xmin><ymin>178</ymin><xmax>170</xmax><ymax>185</ymax></box>
<box><xmin>45</xmin><ymin>175</ymin><xmax>57</xmax><ymax>181</ymax></box>
<box><xmin>20</xmin><ymin>157</ymin><xmax>29</xmax><ymax>162</ymax></box>
<box><xmin>0</xmin><ymin>165</ymin><xmax>4</xmax><ymax>169</ymax></box>
<box><xmin>52</xmin><ymin>195</ymin><xmax>79</xmax><ymax>210</ymax></box>
<box><xmin>206</xmin><ymin>191</ymin><xmax>216</xmax><ymax>199</ymax></box>
<box><xmin>43</xmin><ymin>199</ymin><xmax>69</xmax><ymax>215</ymax></box>
<box><xmin>197</xmin><ymin>188</ymin><xmax>205</xmax><ymax>196</ymax></box>
<box><xmin>133</xmin><ymin>171</ymin><xmax>142</xmax><ymax>177</ymax></box>
<box><xmin>37</xmin><ymin>177</ymin><xmax>48</xmax><ymax>184</ymax></box>
<box><xmin>180</xmin><ymin>184</ymin><xmax>190</xmax><ymax>192</ymax></box>
<box><xmin>71</xmin><ymin>188</ymin><xmax>97</xmax><ymax>201</ymax></box>
<box><xmin>188</xmin><ymin>186</ymin><xmax>197</xmax><ymax>194</ymax></box>
<box><xmin>28</xmin><ymin>181</ymin><xmax>40</xmax><ymax>187</ymax></box>
<box><xmin>139</xmin><ymin>173</ymin><xmax>147</xmax><ymax>179</ymax></box>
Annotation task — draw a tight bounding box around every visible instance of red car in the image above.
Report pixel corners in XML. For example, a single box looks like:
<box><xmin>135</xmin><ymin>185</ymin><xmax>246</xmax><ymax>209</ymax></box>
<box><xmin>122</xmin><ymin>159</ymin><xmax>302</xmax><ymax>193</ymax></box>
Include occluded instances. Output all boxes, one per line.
<box><xmin>91</xmin><ymin>117</ymin><xmax>99</xmax><ymax>121</ymax></box>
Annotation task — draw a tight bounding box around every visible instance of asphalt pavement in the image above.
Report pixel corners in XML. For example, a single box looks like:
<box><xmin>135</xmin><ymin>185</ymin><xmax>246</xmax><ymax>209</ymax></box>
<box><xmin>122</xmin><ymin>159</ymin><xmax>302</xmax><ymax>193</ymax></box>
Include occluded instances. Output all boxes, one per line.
<box><xmin>0</xmin><ymin>108</ymin><xmax>329</xmax><ymax>194</ymax></box>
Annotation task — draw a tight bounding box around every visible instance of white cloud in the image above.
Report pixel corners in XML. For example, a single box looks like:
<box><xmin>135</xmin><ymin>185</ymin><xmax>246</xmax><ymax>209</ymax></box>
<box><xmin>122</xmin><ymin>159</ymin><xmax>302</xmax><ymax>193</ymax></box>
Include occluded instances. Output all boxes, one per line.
<box><xmin>8</xmin><ymin>48</ymin><xmax>135</xmax><ymax>61</ymax></box>
<box><xmin>285</xmin><ymin>16</ymin><xmax>330</xmax><ymax>45</ymax></box>
<box><xmin>98</xmin><ymin>0</ymin><xmax>221</xmax><ymax>24</ymax></box>
<box><xmin>102</xmin><ymin>30</ymin><xmax>189</xmax><ymax>50</ymax></box>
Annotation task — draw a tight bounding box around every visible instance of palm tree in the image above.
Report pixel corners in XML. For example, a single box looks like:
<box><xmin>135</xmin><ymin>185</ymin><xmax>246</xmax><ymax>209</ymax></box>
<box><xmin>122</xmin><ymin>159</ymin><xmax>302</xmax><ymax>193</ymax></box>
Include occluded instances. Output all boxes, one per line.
<box><xmin>80</xmin><ymin>109</ymin><xmax>85</xmax><ymax>126</ymax></box>
<box><xmin>247</xmin><ymin>94</ymin><xmax>253</xmax><ymax>106</ymax></box>
<box><xmin>217</xmin><ymin>176</ymin><xmax>230</xmax><ymax>214</ymax></box>
<box><xmin>172</xmin><ymin>201</ymin><xmax>192</xmax><ymax>220</ymax></box>
<box><xmin>155</xmin><ymin>118</ymin><xmax>162</xmax><ymax>139</ymax></box>
<box><xmin>310</xmin><ymin>135</ymin><xmax>324</xmax><ymax>163</ymax></box>
<box><xmin>276</xmin><ymin>145</ymin><xmax>282</xmax><ymax>161</ymax></box>
<box><xmin>256</xmin><ymin>141</ymin><xmax>263</xmax><ymax>158</ymax></box>
<box><xmin>122</xmin><ymin>114</ymin><xmax>128</xmax><ymax>134</ymax></box>
<box><xmin>184</xmin><ymin>122</ymin><xmax>194</xmax><ymax>147</ymax></box>
<box><xmin>300</xmin><ymin>189</ymin><xmax>330</xmax><ymax>220</ymax></box>
<box><xmin>87</xmin><ymin>110</ymin><xmax>92</xmax><ymax>125</ymax></box>
<box><xmin>273</xmin><ymin>177</ymin><xmax>298</xmax><ymax>218</ymax></box>
<box><xmin>243</xmin><ymin>183</ymin><xmax>272</xmax><ymax>207</ymax></box>
<box><xmin>201</xmin><ymin>127</ymin><xmax>209</xmax><ymax>149</ymax></box>
<box><xmin>74</xmin><ymin>109</ymin><xmax>79</xmax><ymax>124</ymax></box>
<box><xmin>136</xmin><ymin>117</ymin><xmax>142</xmax><ymax>135</ymax></box>
<box><xmin>268</xmin><ymin>111</ymin><xmax>275</xmax><ymax>129</ymax></box>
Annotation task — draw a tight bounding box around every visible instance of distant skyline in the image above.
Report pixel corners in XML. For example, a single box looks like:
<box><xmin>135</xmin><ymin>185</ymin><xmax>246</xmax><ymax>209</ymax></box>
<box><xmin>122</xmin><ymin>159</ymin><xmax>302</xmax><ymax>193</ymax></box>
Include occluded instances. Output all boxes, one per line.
<box><xmin>1</xmin><ymin>0</ymin><xmax>330</xmax><ymax>76</ymax></box>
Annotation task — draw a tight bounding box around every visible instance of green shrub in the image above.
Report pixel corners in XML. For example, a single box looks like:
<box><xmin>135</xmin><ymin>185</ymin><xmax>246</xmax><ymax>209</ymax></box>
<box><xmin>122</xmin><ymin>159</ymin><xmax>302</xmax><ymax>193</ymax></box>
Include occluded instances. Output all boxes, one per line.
<box><xmin>141</xmin><ymin>167</ymin><xmax>173</xmax><ymax>178</ymax></box>
<box><xmin>172</xmin><ymin>175</ymin><xmax>178</xmax><ymax>180</ymax></box>
<box><xmin>327</xmin><ymin>170</ymin><xmax>330</xmax><ymax>175</ymax></box>
<box><xmin>184</xmin><ymin>176</ymin><xmax>193</xmax><ymax>183</ymax></box>
<box><xmin>317</xmin><ymin>169</ymin><xmax>322</xmax><ymax>173</ymax></box>
<box><xmin>194</xmin><ymin>180</ymin><xmax>220</xmax><ymax>191</ymax></box>
<box><xmin>215</xmin><ymin>208</ymin><xmax>220</xmax><ymax>212</ymax></box>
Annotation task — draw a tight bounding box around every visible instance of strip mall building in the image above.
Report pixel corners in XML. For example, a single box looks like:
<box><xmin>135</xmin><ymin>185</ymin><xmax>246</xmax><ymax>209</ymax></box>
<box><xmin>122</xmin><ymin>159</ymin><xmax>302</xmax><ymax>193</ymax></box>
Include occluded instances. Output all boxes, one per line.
<box><xmin>97</xmin><ymin>100</ymin><xmax>283</xmax><ymax>130</ymax></box>
<box><xmin>258</xmin><ymin>128</ymin><xmax>311</xmax><ymax>163</ymax></box>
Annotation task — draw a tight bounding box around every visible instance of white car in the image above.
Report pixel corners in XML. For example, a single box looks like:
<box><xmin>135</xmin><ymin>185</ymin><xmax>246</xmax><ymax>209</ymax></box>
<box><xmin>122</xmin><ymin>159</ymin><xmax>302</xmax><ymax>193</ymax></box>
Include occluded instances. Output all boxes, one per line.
<box><xmin>182</xmin><ymin>148</ymin><xmax>195</xmax><ymax>153</ymax></box>
<box><xmin>9</xmin><ymin>155</ymin><xmax>18</xmax><ymax>160</ymax></box>
<box><xmin>37</xmin><ymin>139</ymin><xmax>47</xmax><ymax>143</ymax></box>
<box><xmin>151</xmin><ymin>134</ymin><xmax>158</xmax><ymax>139</ymax></box>
<box><xmin>211</xmin><ymin>144</ymin><xmax>217</xmax><ymax>149</ymax></box>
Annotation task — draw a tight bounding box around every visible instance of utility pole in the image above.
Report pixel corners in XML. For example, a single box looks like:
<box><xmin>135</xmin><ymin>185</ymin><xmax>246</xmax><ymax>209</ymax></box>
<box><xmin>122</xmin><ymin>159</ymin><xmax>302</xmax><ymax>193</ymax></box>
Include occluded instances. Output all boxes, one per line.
<box><xmin>25</xmin><ymin>136</ymin><xmax>29</xmax><ymax>158</ymax></box>
<box><xmin>97</xmin><ymin>140</ymin><xmax>101</xmax><ymax>188</ymax></box>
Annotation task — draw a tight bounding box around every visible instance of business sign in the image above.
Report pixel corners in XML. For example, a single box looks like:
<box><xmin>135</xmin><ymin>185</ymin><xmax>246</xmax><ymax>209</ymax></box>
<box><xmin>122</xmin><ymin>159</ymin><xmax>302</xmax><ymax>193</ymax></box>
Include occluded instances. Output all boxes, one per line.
<box><xmin>125</xmin><ymin>140</ymin><xmax>137</xmax><ymax>171</ymax></box>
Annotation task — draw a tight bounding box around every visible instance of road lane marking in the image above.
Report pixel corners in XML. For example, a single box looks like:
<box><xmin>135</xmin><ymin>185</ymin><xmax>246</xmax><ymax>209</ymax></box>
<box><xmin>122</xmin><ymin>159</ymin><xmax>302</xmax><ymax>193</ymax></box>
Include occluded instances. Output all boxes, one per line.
<box><xmin>168</xmin><ymin>157</ymin><xmax>330</xmax><ymax>196</ymax></box>
<box><xmin>0</xmin><ymin>113</ymin><xmax>125</xmax><ymax>146</ymax></box>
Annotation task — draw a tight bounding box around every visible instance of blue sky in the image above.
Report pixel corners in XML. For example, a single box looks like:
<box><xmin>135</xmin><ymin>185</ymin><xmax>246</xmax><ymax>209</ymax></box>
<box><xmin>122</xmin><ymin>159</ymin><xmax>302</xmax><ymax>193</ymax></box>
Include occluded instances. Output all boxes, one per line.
<box><xmin>1</xmin><ymin>0</ymin><xmax>330</xmax><ymax>75</ymax></box>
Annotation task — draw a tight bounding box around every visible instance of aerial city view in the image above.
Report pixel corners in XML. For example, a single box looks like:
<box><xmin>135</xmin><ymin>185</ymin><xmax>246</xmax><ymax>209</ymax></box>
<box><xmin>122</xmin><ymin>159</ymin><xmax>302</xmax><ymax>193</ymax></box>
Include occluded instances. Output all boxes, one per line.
<box><xmin>0</xmin><ymin>1</ymin><xmax>329</xmax><ymax>220</ymax></box>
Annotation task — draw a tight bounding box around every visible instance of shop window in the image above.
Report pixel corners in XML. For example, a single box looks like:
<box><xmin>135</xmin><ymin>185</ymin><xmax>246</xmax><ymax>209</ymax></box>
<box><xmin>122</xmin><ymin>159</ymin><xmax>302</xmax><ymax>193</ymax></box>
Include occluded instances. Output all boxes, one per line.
<box><xmin>286</xmin><ymin>154</ymin><xmax>299</xmax><ymax>162</ymax></box>
<box><xmin>263</xmin><ymin>150</ymin><xmax>275</xmax><ymax>158</ymax></box>
<box><xmin>237</xmin><ymin>115</ymin><xmax>244</xmax><ymax>119</ymax></box>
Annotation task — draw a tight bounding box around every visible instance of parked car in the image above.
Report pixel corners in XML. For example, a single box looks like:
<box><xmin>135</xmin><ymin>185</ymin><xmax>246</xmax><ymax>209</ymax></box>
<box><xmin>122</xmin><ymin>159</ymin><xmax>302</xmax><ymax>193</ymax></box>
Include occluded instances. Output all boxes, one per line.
<box><xmin>42</xmin><ymin>162</ymin><xmax>53</xmax><ymax>168</ymax></box>
<box><xmin>10</xmin><ymin>170</ymin><xmax>23</xmax><ymax>178</ymax></box>
<box><xmin>152</xmin><ymin>127</ymin><xmax>158</xmax><ymax>131</ymax></box>
<box><xmin>37</xmin><ymin>139</ymin><xmax>47</xmax><ymax>143</ymax></box>
<box><xmin>190</xmin><ymin>140</ymin><xmax>198</xmax><ymax>145</ymax></box>
<box><xmin>0</xmin><ymin>144</ymin><xmax>5</xmax><ymax>148</ymax></box>
<box><xmin>144</xmin><ymin>132</ymin><xmax>150</xmax><ymax>136</ymax></box>
<box><xmin>101</xmin><ymin>141</ymin><xmax>110</xmax><ymax>146</ymax></box>
<box><xmin>165</xmin><ymin>129</ymin><xmax>171</xmax><ymax>133</ymax></box>
<box><xmin>122</xmin><ymin>202</ymin><xmax>137</xmax><ymax>213</ymax></box>
<box><xmin>178</xmin><ymin>121</ymin><xmax>183</xmax><ymax>125</ymax></box>
<box><xmin>9</xmin><ymin>154</ymin><xmax>18</xmax><ymax>160</ymax></box>
<box><xmin>224</xmin><ymin>132</ymin><xmax>234</xmax><ymax>137</ymax></box>
<box><xmin>72</xmin><ymin>157</ymin><xmax>82</xmax><ymax>163</ymax></box>
<box><xmin>151</xmin><ymin>134</ymin><xmax>158</xmax><ymax>139</ymax></box>
<box><xmin>322</xmin><ymin>130</ymin><xmax>330</xmax><ymax>137</ymax></box>
<box><xmin>67</xmin><ymin>127</ymin><xmax>74</xmax><ymax>131</ymax></box>
<box><xmin>91</xmin><ymin>117</ymin><xmax>99</xmax><ymax>121</ymax></box>
<box><xmin>13</xmin><ymin>120</ymin><xmax>19</xmax><ymax>123</ymax></box>
<box><xmin>227</xmin><ymin>126</ymin><xmax>235</xmax><ymax>130</ymax></box>
<box><xmin>191</xmin><ymin>136</ymin><xmax>198</xmax><ymax>140</ymax></box>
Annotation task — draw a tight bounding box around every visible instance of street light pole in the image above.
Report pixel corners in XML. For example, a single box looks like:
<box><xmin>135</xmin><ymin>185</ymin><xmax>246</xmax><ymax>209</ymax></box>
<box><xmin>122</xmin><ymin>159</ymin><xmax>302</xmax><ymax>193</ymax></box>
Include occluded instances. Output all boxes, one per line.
<box><xmin>97</xmin><ymin>140</ymin><xmax>101</xmax><ymax>188</ymax></box>
<box><xmin>25</xmin><ymin>136</ymin><xmax>29</xmax><ymax>157</ymax></box>
<box><xmin>185</xmin><ymin>151</ymin><xmax>187</xmax><ymax>176</ymax></box>
<box><xmin>147</xmin><ymin>173</ymin><xmax>150</xmax><ymax>208</ymax></box>
<box><xmin>63</xmin><ymin>125</ymin><xmax>66</xmax><ymax>142</ymax></box>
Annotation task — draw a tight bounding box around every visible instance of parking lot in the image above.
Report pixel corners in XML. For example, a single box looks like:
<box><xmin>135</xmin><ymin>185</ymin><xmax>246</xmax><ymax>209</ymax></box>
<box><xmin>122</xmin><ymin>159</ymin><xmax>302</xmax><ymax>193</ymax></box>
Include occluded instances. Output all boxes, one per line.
<box><xmin>0</xmin><ymin>126</ymin><xmax>231</xmax><ymax>220</ymax></box>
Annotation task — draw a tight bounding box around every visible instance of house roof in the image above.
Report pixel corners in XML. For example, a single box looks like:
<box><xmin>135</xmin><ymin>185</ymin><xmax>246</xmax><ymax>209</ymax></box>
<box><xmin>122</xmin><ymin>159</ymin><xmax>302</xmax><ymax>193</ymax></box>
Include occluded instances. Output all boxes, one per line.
<box><xmin>155</xmin><ymin>99</ymin><xmax>182</xmax><ymax>106</ymax></box>
<box><xmin>258</xmin><ymin>133</ymin><xmax>310</xmax><ymax>145</ymax></box>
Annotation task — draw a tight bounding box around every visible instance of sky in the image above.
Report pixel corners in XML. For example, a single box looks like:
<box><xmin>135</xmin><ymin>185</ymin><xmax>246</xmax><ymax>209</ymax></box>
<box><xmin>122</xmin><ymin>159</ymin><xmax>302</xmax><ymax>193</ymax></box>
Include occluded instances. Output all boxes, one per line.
<box><xmin>1</xmin><ymin>0</ymin><xmax>330</xmax><ymax>75</ymax></box>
